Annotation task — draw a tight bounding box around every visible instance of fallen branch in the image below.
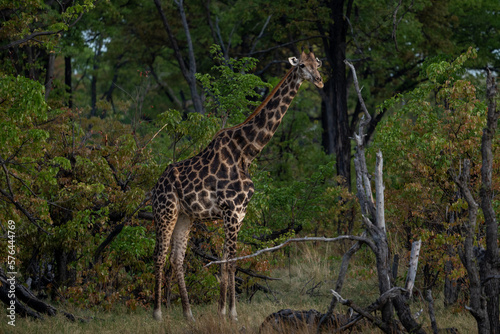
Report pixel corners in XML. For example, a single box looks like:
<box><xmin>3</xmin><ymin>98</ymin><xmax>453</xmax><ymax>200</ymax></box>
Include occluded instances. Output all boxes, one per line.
<box><xmin>261</xmin><ymin>308</ymin><xmax>355</xmax><ymax>333</ymax></box>
<box><xmin>204</xmin><ymin>235</ymin><xmax>373</xmax><ymax>267</ymax></box>
<box><xmin>331</xmin><ymin>287</ymin><xmax>406</xmax><ymax>333</ymax></box>
<box><xmin>0</xmin><ymin>268</ymin><xmax>83</xmax><ymax>322</ymax></box>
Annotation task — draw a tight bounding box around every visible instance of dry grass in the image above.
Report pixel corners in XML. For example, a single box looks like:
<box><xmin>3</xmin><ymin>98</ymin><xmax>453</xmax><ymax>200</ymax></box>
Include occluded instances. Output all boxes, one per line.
<box><xmin>1</xmin><ymin>243</ymin><xmax>478</xmax><ymax>333</ymax></box>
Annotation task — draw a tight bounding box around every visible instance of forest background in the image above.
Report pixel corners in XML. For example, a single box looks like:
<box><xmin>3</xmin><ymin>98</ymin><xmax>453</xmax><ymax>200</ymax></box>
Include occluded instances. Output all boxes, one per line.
<box><xmin>1</xmin><ymin>0</ymin><xmax>500</xmax><ymax>332</ymax></box>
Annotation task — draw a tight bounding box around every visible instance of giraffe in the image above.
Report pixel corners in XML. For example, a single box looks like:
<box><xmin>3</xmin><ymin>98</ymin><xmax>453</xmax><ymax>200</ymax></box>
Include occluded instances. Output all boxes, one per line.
<box><xmin>152</xmin><ymin>51</ymin><xmax>323</xmax><ymax>322</ymax></box>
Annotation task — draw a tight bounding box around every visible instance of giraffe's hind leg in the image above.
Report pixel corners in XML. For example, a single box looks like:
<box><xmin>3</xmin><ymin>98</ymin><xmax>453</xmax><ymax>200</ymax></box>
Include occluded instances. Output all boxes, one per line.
<box><xmin>170</xmin><ymin>214</ymin><xmax>194</xmax><ymax>321</ymax></box>
<box><xmin>152</xmin><ymin>193</ymin><xmax>178</xmax><ymax>321</ymax></box>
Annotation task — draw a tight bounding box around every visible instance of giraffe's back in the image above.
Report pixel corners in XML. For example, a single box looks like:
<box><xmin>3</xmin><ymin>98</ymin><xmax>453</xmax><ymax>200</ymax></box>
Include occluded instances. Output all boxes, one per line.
<box><xmin>154</xmin><ymin>133</ymin><xmax>254</xmax><ymax>222</ymax></box>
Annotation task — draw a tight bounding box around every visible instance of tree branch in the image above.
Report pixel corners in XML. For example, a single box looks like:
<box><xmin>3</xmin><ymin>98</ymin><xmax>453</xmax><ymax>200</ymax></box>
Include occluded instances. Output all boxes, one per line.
<box><xmin>1</xmin><ymin>163</ymin><xmax>14</xmax><ymax>198</ymax></box>
<box><xmin>148</xmin><ymin>65</ymin><xmax>183</xmax><ymax>109</ymax></box>
<box><xmin>244</xmin><ymin>35</ymin><xmax>325</xmax><ymax>56</ymax></box>
<box><xmin>205</xmin><ymin>235</ymin><xmax>374</xmax><ymax>267</ymax></box>
<box><xmin>317</xmin><ymin>233</ymin><xmax>366</xmax><ymax>332</ymax></box>
<box><xmin>0</xmin><ymin>187</ymin><xmax>51</xmax><ymax>234</ymax></box>
<box><xmin>190</xmin><ymin>245</ymin><xmax>281</xmax><ymax>281</ymax></box>
<box><xmin>392</xmin><ymin>0</ymin><xmax>403</xmax><ymax>51</ymax></box>
<box><xmin>175</xmin><ymin>0</ymin><xmax>196</xmax><ymax>77</ymax></box>
<box><xmin>248</xmin><ymin>15</ymin><xmax>272</xmax><ymax>56</ymax></box>
<box><xmin>0</xmin><ymin>10</ymin><xmax>86</xmax><ymax>50</ymax></box>
<box><xmin>392</xmin><ymin>0</ymin><xmax>415</xmax><ymax>52</ymax></box>
<box><xmin>92</xmin><ymin>193</ymin><xmax>151</xmax><ymax>265</ymax></box>
<box><xmin>6</xmin><ymin>167</ymin><xmax>74</xmax><ymax>212</ymax></box>
<box><xmin>344</xmin><ymin>59</ymin><xmax>370</xmax><ymax>125</ymax></box>
<box><xmin>1</xmin><ymin>31</ymin><xmax>57</xmax><ymax>50</ymax></box>
<box><xmin>153</xmin><ymin>0</ymin><xmax>204</xmax><ymax>113</ymax></box>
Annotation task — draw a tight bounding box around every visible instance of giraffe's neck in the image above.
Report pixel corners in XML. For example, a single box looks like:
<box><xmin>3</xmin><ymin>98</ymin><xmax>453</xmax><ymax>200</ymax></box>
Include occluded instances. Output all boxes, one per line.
<box><xmin>222</xmin><ymin>66</ymin><xmax>302</xmax><ymax>165</ymax></box>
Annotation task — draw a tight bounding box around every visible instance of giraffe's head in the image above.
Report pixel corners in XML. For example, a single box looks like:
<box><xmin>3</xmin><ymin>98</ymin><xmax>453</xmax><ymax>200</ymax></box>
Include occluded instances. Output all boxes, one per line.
<box><xmin>288</xmin><ymin>51</ymin><xmax>324</xmax><ymax>89</ymax></box>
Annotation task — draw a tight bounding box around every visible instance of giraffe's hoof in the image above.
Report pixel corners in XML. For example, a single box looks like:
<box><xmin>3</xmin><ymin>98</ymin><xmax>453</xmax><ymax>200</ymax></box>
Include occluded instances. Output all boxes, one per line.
<box><xmin>230</xmin><ymin>309</ymin><xmax>238</xmax><ymax>322</ymax></box>
<box><xmin>153</xmin><ymin>309</ymin><xmax>162</xmax><ymax>321</ymax></box>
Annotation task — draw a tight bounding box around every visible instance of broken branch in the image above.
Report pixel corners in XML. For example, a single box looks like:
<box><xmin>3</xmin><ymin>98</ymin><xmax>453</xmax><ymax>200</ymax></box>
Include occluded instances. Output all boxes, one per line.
<box><xmin>205</xmin><ymin>235</ymin><xmax>373</xmax><ymax>267</ymax></box>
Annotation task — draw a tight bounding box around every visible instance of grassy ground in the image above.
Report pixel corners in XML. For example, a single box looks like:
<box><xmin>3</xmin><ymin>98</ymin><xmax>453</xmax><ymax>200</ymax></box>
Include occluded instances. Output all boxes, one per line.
<box><xmin>1</xmin><ymin>243</ymin><xmax>477</xmax><ymax>333</ymax></box>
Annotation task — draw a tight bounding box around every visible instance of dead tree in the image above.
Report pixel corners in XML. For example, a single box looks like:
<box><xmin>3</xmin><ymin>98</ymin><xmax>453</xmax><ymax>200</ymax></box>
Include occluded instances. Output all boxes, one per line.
<box><xmin>479</xmin><ymin>69</ymin><xmax>499</xmax><ymax>333</ymax></box>
<box><xmin>450</xmin><ymin>70</ymin><xmax>499</xmax><ymax>334</ymax></box>
<box><xmin>344</xmin><ymin>59</ymin><xmax>425</xmax><ymax>333</ymax></box>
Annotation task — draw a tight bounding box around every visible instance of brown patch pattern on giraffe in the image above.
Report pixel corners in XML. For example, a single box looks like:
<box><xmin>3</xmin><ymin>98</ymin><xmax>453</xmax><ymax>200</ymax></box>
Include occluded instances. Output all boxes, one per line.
<box><xmin>152</xmin><ymin>51</ymin><xmax>323</xmax><ymax>322</ymax></box>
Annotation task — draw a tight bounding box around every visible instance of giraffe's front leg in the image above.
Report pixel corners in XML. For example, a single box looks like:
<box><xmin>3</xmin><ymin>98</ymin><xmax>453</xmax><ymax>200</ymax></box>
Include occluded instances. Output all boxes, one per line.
<box><xmin>218</xmin><ymin>244</ymin><xmax>229</xmax><ymax>318</ymax></box>
<box><xmin>219</xmin><ymin>212</ymin><xmax>243</xmax><ymax>321</ymax></box>
<box><xmin>227</xmin><ymin>223</ymin><xmax>242</xmax><ymax>321</ymax></box>
<box><xmin>227</xmin><ymin>250</ymin><xmax>238</xmax><ymax>321</ymax></box>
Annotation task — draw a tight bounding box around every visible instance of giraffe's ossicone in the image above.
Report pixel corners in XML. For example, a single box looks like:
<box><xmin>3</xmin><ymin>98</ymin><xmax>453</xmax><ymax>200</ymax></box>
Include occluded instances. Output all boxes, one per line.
<box><xmin>152</xmin><ymin>51</ymin><xmax>323</xmax><ymax>322</ymax></box>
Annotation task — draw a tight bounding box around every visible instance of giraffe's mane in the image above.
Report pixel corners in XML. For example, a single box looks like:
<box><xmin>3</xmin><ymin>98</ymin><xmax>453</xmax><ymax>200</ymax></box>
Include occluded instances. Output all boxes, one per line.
<box><xmin>212</xmin><ymin>65</ymin><xmax>296</xmax><ymax>138</ymax></box>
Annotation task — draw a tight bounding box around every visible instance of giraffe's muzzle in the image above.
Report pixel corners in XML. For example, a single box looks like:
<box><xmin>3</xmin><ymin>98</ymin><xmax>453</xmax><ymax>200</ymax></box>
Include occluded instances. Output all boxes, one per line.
<box><xmin>314</xmin><ymin>77</ymin><xmax>324</xmax><ymax>88</ymax></box>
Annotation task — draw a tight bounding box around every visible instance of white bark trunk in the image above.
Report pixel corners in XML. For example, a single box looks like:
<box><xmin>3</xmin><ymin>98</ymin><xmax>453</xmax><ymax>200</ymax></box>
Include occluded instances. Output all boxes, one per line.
<box><xmin>375</xmin><ymin>150</ymin><xmax>385</xmax><ymax>232</ymax></box>
<box><xmin>405</xmin><ymin>239</ymin><xmax>422</xmax><ymax>296</ymax></box>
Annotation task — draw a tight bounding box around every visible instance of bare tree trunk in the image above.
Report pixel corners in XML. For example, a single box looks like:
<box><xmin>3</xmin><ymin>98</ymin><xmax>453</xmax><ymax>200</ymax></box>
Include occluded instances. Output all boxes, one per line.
<box><xmin>348</xmin><ymin>57</ymin><xmax>394</xmax><ymax>329</ymax></box>
<box><xmin>90</xmin><ymin>36</ymin><xmax>102</xmax><ymax>117</ymax></box>
<box><xmin>452</xmin><ymin>160</ymin><xmax>490</xmax><ymax>334</ymax></box>
<box><xmin>101</xmin><ymin>57</ymin><xmax>126</xmax><ymax>116</ymax></box>
<box><xmin>44</xmin><ymin>52</ymin><xmax>55</xmax><ymax>101</ymax></box>
<box><xmin>451</xmin><ymin>70</ymin><xmax>499</xmax><ymax>333</ymax></box>
<box><xmin>65</xmin><ymin>56</ymin><xmax>73</xmax><ymax>108</ymax></box>
<box><xmin>405</xmin><ymin>240</ymin><xmax>422</xmax><ymax>296</ymax></box>
<box><xmin>26</xmin><ymin>45</ymin><xmax>36</xmax><ymax>80</ymax></box>
<box><xmin>425</xmin><ymin>289</ymin><xmax>439</xmax><ymax>334</ymax></box>
<box><xmin>443</xmin><ymin>259</ymin><xmax>459</xmax><ymax>306</ymax></box>
<box><xmin>480</xmin><ymin>69</ymin><xmax>499</xmax><ymax>333</ymax></box>
<box><xmin>153</xmin><ymin>0</ymin><xmax>205</xmax><ymax>114</ymax></box>
<box><xmin>90</xmin><ymin>72</ymin><xmax>97</xmax><ymax>116</ymax></box>
<box><xmin>444</xmin><ymin>186</ymin><xmax>461</xmax><ymax>307</ymax></box>
<box><xmin>369</xmin><ymin>152</ymin><xmax>394</xmax><ymax>326</ymax></box>
<box><xmin>318</xmin><ymin>0</ymin><xmax>351</xmax><ymax>189</ymax></box>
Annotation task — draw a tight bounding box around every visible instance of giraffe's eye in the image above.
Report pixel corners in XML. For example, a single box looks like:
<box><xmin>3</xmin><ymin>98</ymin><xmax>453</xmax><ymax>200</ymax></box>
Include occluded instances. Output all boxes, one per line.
<box><xmin>299</xmin><ymin>64</ymin><xmax>305</xmax><ymax>68</ymax></box>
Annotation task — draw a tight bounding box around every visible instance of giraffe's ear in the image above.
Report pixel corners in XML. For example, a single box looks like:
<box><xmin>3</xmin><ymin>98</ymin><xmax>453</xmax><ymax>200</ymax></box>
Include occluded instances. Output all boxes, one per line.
<box><xmin>288</xmin><ymin>57</ymin><xmax>299</xmax><ymax>66</ymax></box>
<box><xmin>316</xmin><ymin>57</ymin><xmax>322</xmax><ymax>68</ymax></box>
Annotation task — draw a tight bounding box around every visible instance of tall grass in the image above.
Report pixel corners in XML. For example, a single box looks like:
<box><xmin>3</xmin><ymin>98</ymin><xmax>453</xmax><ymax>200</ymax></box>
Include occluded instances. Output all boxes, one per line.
<box><xmin>2</xmin><ymin>243</ymin><xmax>476</xmax><ymax>333</ymax></box>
